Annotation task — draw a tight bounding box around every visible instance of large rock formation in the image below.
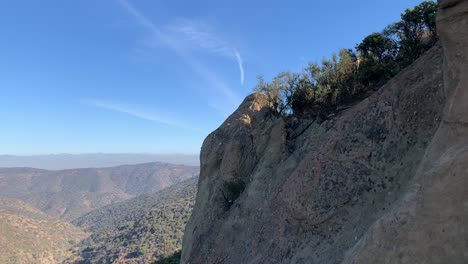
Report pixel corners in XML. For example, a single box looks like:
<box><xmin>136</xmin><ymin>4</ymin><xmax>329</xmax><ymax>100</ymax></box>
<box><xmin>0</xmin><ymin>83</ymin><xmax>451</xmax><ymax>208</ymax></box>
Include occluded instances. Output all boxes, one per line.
<box><xmin>181</xmin><ymin>1</ymin><xmax>467</xmax><ymax>263</ymax></box>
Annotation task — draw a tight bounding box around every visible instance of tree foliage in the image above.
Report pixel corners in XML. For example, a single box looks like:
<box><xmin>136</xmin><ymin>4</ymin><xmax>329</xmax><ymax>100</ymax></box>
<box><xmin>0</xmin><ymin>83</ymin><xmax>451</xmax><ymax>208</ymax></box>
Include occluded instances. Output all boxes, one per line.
<box><xmin>386</xmin><ymin>0</ymin><xmax>438</xmax><ymax>66</ymax></box>
<box><xmin>255</xmin><ymin>1</ymin><xmax>438</xmax><ymax>118</ymax></box>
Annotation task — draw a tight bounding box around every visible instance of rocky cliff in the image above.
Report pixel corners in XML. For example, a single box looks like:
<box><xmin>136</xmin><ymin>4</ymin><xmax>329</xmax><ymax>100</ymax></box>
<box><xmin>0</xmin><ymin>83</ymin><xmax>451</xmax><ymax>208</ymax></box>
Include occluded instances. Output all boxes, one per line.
<box><xmin>181</xmin><ymin>1</ymin><xmax>467</xmax><ymax>263</ymax></box>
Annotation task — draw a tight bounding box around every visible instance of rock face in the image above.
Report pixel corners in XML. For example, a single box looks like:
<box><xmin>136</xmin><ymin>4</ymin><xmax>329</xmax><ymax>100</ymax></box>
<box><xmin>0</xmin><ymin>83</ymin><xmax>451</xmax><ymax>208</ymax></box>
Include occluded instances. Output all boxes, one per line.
<box><xmin>181</xmin><ymin>1</ymin><xmax>467</xmax><ymax>263</ymax></box>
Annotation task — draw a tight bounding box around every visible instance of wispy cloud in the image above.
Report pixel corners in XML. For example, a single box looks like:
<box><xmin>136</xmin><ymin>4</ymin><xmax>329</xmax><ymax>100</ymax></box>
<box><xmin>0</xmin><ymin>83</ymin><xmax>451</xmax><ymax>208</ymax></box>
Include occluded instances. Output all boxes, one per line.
<box><xmin>165</xmin><ymin>19</ymin><xmax>245</xmax><ymax>85</ymax></box>
<box><xmin>118</xmin><ymin>0</ymin><xmax>243</xmax><ymax>113</ymax></box>
<box><xmin>82</xmin><ymin>99</ymin><xmax>208</xmax><ymax>134</ymax></box>
<box><xmin>167</xmin><ymin>19</ymin><xmax>232</xmax><ymax>56</ymax></box>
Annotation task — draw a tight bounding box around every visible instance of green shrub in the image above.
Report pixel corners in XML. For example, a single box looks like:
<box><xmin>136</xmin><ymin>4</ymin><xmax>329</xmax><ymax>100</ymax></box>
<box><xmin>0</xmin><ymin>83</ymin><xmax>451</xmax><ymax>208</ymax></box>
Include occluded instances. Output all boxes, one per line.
<box><xmin>222</xmin><ymin>179</ymin><xmax>246</xmax><ymax>208</ymax></box>
<box><xmin>154</xmin><ymin>249</ymin><xmax>182</xmax><ymax>264</ymax></box>
<box><xmin>139</xmin><ymin>245</ymin><xmax>149</xmax><ymax>255</ymax></box>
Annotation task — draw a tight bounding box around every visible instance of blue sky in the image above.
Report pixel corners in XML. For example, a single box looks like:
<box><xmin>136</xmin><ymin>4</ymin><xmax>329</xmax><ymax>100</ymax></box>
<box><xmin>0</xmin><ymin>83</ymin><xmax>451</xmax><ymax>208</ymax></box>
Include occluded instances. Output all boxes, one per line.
<box><xmin>0</xmin><ymin>0</ymin><xmax>424</xmax><ymax>155</ymax></box>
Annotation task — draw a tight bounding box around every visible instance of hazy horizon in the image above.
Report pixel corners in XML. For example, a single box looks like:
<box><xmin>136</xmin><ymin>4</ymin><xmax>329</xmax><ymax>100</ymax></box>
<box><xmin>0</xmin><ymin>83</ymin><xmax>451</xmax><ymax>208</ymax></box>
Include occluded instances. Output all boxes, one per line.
<box><xmin>0</xmin><ymin>153</ymin><xmax>200</xmax><ymax>170</ymax></box>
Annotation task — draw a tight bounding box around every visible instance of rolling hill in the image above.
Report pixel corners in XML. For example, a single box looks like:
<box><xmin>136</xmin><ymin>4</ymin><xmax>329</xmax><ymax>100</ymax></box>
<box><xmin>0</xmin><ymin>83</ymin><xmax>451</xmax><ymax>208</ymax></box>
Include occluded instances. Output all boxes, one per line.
<box><xmin>72</xmin><ymin>176</ymin><xmax>198</xmax><ymax>264</ymax></box>
<box><xmin>0</xmin><ymin>198</ymin><xmax>88</xmax><ymax>264</ymax></box>
<box><xmin>0</xmin><ymin>162</ymin><xmax>199</xmax><ymax>220</ymax></box>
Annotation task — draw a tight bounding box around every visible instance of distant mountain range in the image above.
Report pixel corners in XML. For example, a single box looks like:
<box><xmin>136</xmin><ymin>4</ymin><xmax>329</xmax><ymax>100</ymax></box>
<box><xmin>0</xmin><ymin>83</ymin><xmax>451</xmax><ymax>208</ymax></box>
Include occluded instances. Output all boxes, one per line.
<box><xmin>0</xmin><ymin>162</ymin><xmax>199</xmax><ymax>220</ymax></box>
<box><xmin>72</xmin><ymin>176</ymin><xmax>198</xmax><ymax>263</ymax></box>
<box><xmin>0</xmin><ymin>153</ymin><xmax>199</xmax><ymax>170</ymax></box>
<box><xmin>0</xmin><ymin>198</ymin><xmax>88</xmax><ymax>264</ymax></box>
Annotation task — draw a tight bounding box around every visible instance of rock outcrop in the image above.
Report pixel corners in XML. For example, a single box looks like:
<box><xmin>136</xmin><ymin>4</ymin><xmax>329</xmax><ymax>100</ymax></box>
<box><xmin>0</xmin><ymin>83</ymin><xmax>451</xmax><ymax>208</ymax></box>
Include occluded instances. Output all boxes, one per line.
<box><xmin>181</xmin><ymin>1</ymin><xmax>467</xmax><ymax>263</ymax></box>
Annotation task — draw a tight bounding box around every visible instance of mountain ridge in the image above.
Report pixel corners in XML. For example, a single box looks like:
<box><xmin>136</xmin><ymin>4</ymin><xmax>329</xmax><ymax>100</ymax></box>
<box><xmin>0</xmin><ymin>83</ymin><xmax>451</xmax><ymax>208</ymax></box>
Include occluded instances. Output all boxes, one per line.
<box><xmin>0</xmin><ymin>162</ymin><xmax>199</xmax><ymax>220</ymax></box>
<box><xmin>0</xmin><ymin>154</ymin><xmax>199</xmax><ymax>170</ymax></box>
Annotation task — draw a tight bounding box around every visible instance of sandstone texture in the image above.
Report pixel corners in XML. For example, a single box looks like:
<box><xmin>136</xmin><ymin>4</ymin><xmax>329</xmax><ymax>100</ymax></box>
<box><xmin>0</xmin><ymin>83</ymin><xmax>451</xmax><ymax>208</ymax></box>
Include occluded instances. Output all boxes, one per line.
<box><xmin>181</xmin><ymin>1</ymin><xmax>467</xmax><ymax>263</ymax></box>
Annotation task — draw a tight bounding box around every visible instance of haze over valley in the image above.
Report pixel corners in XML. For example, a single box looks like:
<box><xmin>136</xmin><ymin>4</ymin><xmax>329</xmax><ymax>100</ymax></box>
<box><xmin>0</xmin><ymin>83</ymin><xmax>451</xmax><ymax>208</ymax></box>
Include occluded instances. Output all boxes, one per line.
<box><xmin>0</xmin><ymin>154</ymin><xmax>199</xmax><ymax>170</ymax></box>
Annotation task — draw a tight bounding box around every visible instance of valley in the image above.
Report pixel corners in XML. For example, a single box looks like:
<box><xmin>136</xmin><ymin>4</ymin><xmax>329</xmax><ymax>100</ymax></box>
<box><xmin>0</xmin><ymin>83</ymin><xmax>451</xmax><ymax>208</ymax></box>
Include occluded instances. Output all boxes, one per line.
<box><xmin>73</xmin><ymin>177</ymin><xmax>197</xmax><ymax>263</ymax></box>
<box><xmin>0</xmin><ymin>162</ymin><xmax>198</xmax><ymax>220</ymax></box>
<box><xmin>0</xmin><ymin>162</ymin><xmax>199</xmax><ymax>263</ymax></box>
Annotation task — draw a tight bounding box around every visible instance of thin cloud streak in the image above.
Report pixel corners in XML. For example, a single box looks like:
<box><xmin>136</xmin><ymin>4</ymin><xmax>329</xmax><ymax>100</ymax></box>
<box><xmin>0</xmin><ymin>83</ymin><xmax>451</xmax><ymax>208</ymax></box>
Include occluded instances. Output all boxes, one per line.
<box><xmin>234</xmin><ymin>49</ymin><xmax>245</xmax><ymax>85</ymax></box>
<box><xmin>82</xmin><ymin>99</ymin><xmax>208</xmax><ymax>134</ymax></box>
<box><xmin>118</xmin><ymin>0</ymin><xmax>242</xmax><ymax>112</ymax></box>
<box><xmin>167</xmin><ymin>19</ymin><xmax>245</xmax><ymax>86</ymax></box>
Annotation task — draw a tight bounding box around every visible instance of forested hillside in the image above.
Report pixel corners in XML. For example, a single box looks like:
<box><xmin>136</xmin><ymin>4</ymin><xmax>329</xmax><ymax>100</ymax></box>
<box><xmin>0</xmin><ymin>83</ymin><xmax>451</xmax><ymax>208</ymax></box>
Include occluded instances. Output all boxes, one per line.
<box><xmin>72</xmin><ymin>176</ymin><xmax>198</xmax><ymax>264</ymax></box>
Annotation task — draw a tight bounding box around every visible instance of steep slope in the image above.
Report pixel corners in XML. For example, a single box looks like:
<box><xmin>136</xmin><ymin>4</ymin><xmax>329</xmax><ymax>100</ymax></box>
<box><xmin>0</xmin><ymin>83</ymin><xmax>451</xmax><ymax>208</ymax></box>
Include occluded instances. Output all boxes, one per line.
<box><xmin>181</xmin><ymin>1</ymin><xmax>467</xmax><ymax>263</ymax></box>
<box><xmin>72</xmin><ymin>176</ymin><xmax>198</xmax><ymax>264</ymax></box>
<box><xmin>0</xmin><ymin>162</ymin><xmax>199</xmax><ymax>220</ymax></box>
<box><xmin>0</xmin><ymin>198</ymin><xmax>88</xmax><ymax>264</ymax></box>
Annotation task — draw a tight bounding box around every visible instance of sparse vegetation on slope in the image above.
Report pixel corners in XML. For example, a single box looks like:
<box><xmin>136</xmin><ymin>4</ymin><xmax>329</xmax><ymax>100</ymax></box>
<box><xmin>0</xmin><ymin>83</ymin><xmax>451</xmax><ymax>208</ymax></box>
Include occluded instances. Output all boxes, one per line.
<box><xmin>72</xmin><ymin>177</ymin><xmax>198</xmax><ymax>264</ymax></box>
<box><xmin>0</xmin><ymin>198</ymin><xmax>88</xmax><ymax>264</ymax></box>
